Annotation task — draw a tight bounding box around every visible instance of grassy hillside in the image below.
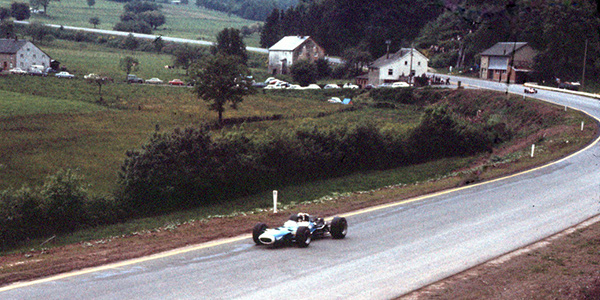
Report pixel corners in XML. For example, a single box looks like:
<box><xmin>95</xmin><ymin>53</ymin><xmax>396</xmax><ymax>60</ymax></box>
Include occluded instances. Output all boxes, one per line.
<box><xmin>0</xmin><ymin>0</ymin><xmax>262</xmax><ymax>46</ymax></box>
<box><xmin>0</xmin><ymin>40</ymin><xmax>342</xmax><ymax>194</ymax></box>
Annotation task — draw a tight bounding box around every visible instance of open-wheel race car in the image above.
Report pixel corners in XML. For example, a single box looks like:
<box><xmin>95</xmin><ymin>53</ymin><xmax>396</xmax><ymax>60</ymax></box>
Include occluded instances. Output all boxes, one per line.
<box><xmin>252</xmin><ymin>213</ymin><xmax>348</xmax><ymax>248</ymax></box>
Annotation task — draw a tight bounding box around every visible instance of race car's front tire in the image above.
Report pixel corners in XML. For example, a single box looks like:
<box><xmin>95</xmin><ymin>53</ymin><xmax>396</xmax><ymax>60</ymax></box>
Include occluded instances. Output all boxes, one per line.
<box><xmin>296</xmin><ymin>226</ymin><xmax>311</xmax><ymax>248</ymax></box>
<box><xmin>253</xmin><ymin>223</ymin><xmax>267</xmax><ymax>245</ymax></box>
<box><xmin>330</xmin><ymin>217</ymin><xmax>348</xmax><ymax>239</ymax></box>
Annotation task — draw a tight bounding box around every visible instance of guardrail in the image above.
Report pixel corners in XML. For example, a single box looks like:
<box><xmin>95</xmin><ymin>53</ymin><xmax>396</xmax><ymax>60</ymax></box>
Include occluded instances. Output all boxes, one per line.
<box><xmin>523</xmin><ymin>82</ymin><xmax>600</xmax><ymax>100</ymax></box>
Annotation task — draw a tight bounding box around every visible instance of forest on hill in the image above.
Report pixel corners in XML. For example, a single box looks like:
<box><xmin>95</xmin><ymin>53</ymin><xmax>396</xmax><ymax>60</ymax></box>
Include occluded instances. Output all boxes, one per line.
<box><xmin>261</xmin><ymin>0</ymin><xmax>599</xmax><ymax>85</ymax></box>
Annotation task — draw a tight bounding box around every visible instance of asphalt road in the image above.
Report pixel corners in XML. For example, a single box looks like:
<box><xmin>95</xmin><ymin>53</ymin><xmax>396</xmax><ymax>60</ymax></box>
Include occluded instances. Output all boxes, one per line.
<box><xmin>1</xmin><ymin>78</ymin><xmax>599</xmax><ymax>299</ymax></box>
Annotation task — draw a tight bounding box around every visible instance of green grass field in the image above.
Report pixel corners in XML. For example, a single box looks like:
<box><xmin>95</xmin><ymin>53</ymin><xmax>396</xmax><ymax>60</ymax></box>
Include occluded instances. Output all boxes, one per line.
<box><xmin>0</xmin><ymin>40</ymin><xmax>352</xmax><ymax>194</ymax></box>
<box><xmin>0</xmin><ymin>0</ymin><xmax>262</xmax><ymax>46</ymax></box>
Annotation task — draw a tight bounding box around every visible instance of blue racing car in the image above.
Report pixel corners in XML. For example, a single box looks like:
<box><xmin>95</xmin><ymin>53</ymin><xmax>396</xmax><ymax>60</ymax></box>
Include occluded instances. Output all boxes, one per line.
<box><xmin>252</xmin><ymin>213</ymin><xmax>348</xmax><ymax>248</ymax></box>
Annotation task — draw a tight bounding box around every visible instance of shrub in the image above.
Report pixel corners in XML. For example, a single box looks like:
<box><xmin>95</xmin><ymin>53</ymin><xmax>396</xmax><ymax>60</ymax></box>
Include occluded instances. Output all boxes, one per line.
<box><xmin>0</xmin><ymin>170</ymin><xmax>121</xmax><ymax>250</ymax></box>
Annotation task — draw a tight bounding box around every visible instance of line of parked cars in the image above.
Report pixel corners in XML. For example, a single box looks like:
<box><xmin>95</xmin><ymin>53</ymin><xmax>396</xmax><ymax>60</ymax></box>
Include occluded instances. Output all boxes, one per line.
<box><xmin>126</xmin><ymin>74</ymin><xmax>187</xmax><ymax>86</ymax></box>
<box><xmin>258</xmin><ymin>77</ymin><xmax>362</xmax><ymax>90</ymax></box>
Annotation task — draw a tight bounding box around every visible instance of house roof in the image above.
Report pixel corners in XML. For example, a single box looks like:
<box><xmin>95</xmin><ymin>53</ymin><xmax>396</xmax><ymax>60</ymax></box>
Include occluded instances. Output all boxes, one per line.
<box><xmin>0</xmin><ymin>39</ymin><xmax>28</xmax><ymax>54</ymax></box>
<box><xmin>269</xmin><ymin>36</ymin><xmax>313</xmax><ymax>51</ymax></box>
<box><xmin>481</xmin><ymin>42</ymin><xmax>528</xmax><ymax>56</ymax></box>
<box><xmin>370</xmin><ymin>48</ymin><xmax>427</xmax><ymax>68</ymax></box>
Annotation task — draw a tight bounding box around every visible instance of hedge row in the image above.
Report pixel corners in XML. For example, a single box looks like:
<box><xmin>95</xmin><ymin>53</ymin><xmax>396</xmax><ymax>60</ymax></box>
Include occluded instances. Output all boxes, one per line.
<box><xmin>117</xmin><ymin>104</ymin><xmax>498</xmax><ymax>216</ymax></box>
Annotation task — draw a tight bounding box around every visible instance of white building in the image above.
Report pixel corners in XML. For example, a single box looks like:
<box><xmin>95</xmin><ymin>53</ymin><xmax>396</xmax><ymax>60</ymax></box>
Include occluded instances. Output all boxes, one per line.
<box><xmin>0</xmin><ymin>39</ymin><xmax>52</xmax><ymax>71</ymax></box>
<box><xmin>359</xmin><ymin>48</ymin><xmax>428</xmax><ymax>87</ymax></box>
<box><xmin>268</xmin><ymin>36</ymin><xmax>325</xmax><ymax>75</ymax></box>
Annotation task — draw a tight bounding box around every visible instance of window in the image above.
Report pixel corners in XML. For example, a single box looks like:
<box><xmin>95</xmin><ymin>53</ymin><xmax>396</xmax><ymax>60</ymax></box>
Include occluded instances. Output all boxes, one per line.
<box><xmin>33</xmin><ymin>54</ymin><xmax>36</xmax><ymax>59</ymax></box>
<box><xmin>388</xmin><ymin>69</ymin><xmax>393</xmax><ymax>76</ymax></box>
<box><xmin>405</xmin><ymin>61</ymin><xmax>408</xmax><ymax>65</ymax></box>
<box><xmin>418</xmin><ymin>61</ymin><xmax>421</xmax><ymax>66</ymax></box>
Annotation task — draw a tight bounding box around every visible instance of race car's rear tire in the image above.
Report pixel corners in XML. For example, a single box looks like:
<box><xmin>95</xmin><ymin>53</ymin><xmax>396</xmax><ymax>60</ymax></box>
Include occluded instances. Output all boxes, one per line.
<box><xmin>330</xmin><ymin>217</ymin><xmax>347</xmax><ymax>239</ymax></box>
<box><xmin>253</xmin><ymin>223</ymin><xmax>267</xmax><ymax>245</ymax></box>
<box><xmin>296</xmin><ymin>226</ymin><xmax>311</xmax><ymax>248</ymax></box>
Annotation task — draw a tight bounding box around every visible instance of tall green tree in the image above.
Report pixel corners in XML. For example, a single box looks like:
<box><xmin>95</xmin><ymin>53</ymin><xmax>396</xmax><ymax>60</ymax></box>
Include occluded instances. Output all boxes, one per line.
<box><xmin>290</xmin><ymin>60</ymin><xmax>317</xmax><ymax>86</ymax></box>
<box><xmin>26</xmin><ymin>22</ymin><xmax>50</xmax><ymax>43</ymax></box>
<box><xmin>0</xmin><ymin>7</ymin><xmax>10</xmax><ymax>20</ymax></box>
<box><xmin>89</xmin><ymin>16</ymin><xmax>100</xmax><ymax>28</ymax></box>
<box><xmin>122</xmin><ymin>33</ymin><xmax>139</xmax><ymax>51</ymax></box>
<box><xmin>213</xmin><ymin>28</ymin><xmax>248</xmax><ymax>65</ymax></box>
<box><xmin>260</xmin><ymin>8</ymin><xmax>282</xmax><ymax>48</ymax></box>
<box><xmin>30</xmin><ymin>0</ymin><xmax>52</xmax><ymax>14</ymax></box>
<box><xmin>119</xmin><ymin>56</ymin><xmax>139</xmax><ymax>80</ymax></box>
<box><xmin>172</xmin><ymin>44</ymin><xmax>205</xmax><ymax>73</ymax></box>
<box><xmin>189</xmin><ymin>54</ymin><xmax>252</xmax><ymax>123</ymax></box>
<box><xmin>10</xmin><ymin>2</ymin><xmax>30</xmax><ymax>20</ymax></box>
<box><xmin>0</xmin><ymin>20</ymin><xmax>15</xmax><ymax>38</ymax></box>
<box><xmin>140</xmin><ymin>10</ymin><xmax>166</xmax><ymax>29</ymax></box>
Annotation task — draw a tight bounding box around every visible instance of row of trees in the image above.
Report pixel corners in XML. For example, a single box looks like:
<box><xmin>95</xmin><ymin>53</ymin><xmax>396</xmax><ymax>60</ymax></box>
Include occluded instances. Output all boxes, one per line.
<box><xmin>114</xmin><ymin>1</ymin><xmax>166</xmax><ymax>34</ymax></box>
<box><xmin>195</xmin><ymin>0</ymin><xmax>296</xmax><ymax>21</ymax></box>
<box><xmin>0</xmin><ymin>2</ymin><xmax>30</xmax><ymax>22</ymax></box>
<box><xmin>416</xmin><ymin>0</ymin><xmax>600</xmax><ymax>83</ymax></box>
<box><xmin>260</xmin><ymin>0</ymin><xmax>443</xmax><ymax>57</ymax></box>
<box><xmin>261</xmin><ymin>0</ymin><xmax>599</xmax><ymax>86</ymax></box>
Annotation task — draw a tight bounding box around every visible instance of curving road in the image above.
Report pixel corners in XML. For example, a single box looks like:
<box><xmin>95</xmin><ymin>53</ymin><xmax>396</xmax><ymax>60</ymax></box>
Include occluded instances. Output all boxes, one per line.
<box><xmin>1</xmin><ymin>77</ymin><xmax>599</xmax><ymax>299</ymax></box>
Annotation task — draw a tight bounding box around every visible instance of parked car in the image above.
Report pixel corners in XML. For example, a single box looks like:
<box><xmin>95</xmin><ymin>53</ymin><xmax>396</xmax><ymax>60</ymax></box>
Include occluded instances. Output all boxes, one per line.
<box><xmin>324</xmin><ymin>83</ymin><xmax>341</xmax><ymax>89</ymax></box>
<box><xmin>9</xmin><ymin>68</ymin><xmax>27</xmax><ymax>75</ymax></box>
<box><xmin>55</xmin><ymin>71</ymin><xmax>75</xmax><ymax>79</ymax></box>
<box><xmin>145</xmin><ymin>77</ymin><xmax>163</xmax><ymax>84</ymax></box>
<box><xmin>169</xmin><ymin>79</ymin><xmax>185</xmax><ymax>86</ymax></box>
<box><xmin>28</xmin><ymin>69</ymin><xmax>47</xmax><ymax>76</ymax></box>
<box><xmin>558</xmin><ymin>82</ymin><xmax>580</xmax><ymax>91</ymax></box>
<box><xmin>364</xmin><ymin>84</ymin><xmax>376</xmax><ymax>90</ymax></box>
<box><xmin>303</xmin><ymin>84</ymin><xmax>321</xmax><ymax>90</ymax></box>
<box><xmin>251</xmin><ymin>82</ymin><xmax>267</xmax><ymax>88</ymax></box>
<box><xmin>264</xmin><ymin>77</ymin><xmax>277</xmax><ymax>84</ymax></box>
<box><xmin>327</xmin><ymin>97</ymin><xmax>342</xmax><ymax>103</ymax></box>
<box><xmin>343</xmin><ymin>83</ymin><xmax>359</xmax><ymax>89</ymax></box>
<box><xmin>127</xmin><ymin>74</ymin><xmax>144</xmax><ymax>83</ymax></box>
<box><xmin>84</xmin><ymin>73</ymin><xmax>98</xmax><ymax>79</ymax></box>
<box><xmin>391</xmin><ymin>81</ymin><xmax>410</xmax><ymax>88</ymax></box>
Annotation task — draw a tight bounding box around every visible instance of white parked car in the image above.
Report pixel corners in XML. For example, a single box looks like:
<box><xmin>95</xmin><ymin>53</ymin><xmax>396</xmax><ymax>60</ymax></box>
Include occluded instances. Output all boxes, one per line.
<box><xmin>324</xmin><ymin>84</ymin><xmax>341</xmax><ymax>89</ymax></box>
<box><xmin>145</xmin><ymin>77</ymin><xmax>164</xmax><ymax>84</ymax></box>
<box><xmin>343</xmin><ymin>83</ymin><xmax>359</xmax><ymax>89</ymax></box>
<box><xmin>303</xmin><ymin>84</ymin><xmax>321</xmax><ymax>90</ymax></box>
<box><xmin>391</xmin><ymin>81</ymin><xmax>410</xmax><ymax>88</ymax></box>
<box><xmin>9</xmin><ymin>67</ymin><xmax>27</xmax><ymax>75</ymax></box>
<box><xmin>55</xmin><ymin>71</ymin><xmax>75</xmax><ymax>79</ymax></box>
<box><xmin>327</xmin><ymin>97</ymin><xmax>342</xmax><ymax>103</ymax></box>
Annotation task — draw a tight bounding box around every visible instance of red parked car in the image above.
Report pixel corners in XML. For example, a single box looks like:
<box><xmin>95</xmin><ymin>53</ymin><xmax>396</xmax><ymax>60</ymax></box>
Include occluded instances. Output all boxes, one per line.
<box><xmin>169</xmin><ymin>79</ymin><xmax>185</xmax><ymax>86</ymax></box>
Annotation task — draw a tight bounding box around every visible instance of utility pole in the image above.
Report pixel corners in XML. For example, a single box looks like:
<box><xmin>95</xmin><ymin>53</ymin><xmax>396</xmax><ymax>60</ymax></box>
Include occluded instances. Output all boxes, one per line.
<box><xmin>385</xmin><ymin>40</ymin><xmax>391</xmax><ymax>59</ymax></box>
<box><xmin>506</xmin><ymin>40</ymin><xmax>517</xmax><ymax>95</ymax></box>
<box><xmin>582</xmin><ymin>39</ymin><xmax>588</xmax><ymax>89</ymax></box>
<box><xmin>409</xmin><ymin>44</ymin><xmax>414</xmax><ymax>85</ymax></box>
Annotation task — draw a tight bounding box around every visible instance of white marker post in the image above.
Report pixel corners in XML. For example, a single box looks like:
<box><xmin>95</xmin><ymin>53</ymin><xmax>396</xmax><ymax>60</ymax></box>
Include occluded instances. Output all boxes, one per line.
<box><xmin>273</xmin><ymin>190</ymin><xmax>278</xmax><ymax>214</ymax></box>
<box><xmin>531</xmin><ymin>144</ymin><xmax>535</xmax><ymax>157</ymax></box>
<box><xmin>582</xmin><ymin>121</ymin><xmax>585</xmax><ymax>131</ymax></box>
